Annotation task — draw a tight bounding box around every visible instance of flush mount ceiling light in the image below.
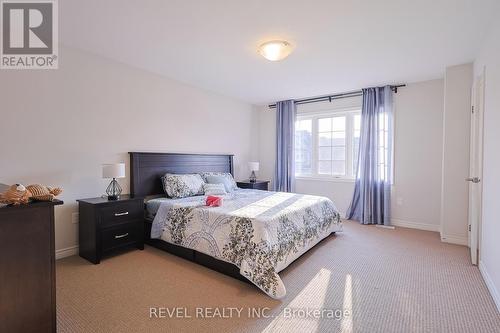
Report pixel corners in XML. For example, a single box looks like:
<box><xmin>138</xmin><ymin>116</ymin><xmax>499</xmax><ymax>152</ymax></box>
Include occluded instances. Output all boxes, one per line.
<box><xmin>258</xmin><ymin>40</ymin><xmax>293</xmax><ymax>61</ymax></box>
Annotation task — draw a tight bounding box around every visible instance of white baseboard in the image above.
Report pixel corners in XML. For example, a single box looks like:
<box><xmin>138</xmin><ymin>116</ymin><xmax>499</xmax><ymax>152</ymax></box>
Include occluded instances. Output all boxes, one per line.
<box><xmin>55</xmin><ymin>245</ymin><xmax>78</xmax><ymax>260</ymax></box>
<box><xmin>376</xmin><ymin>225</ymin><xmax>395</xmax><ymax>230</ymax></box>
<box><xmin>479</xmin><ymin>260</ymin><xmax>500</xmax><ymax>313</ymax></box>
<box><xmin>440</xmin><ymin>234</ymin><xmax>468</xmax><ymax>246</ymax></box>
<box><xmin>390</xmin><ymin>218</ymin><xmax>440</xmax><ymax>232</ymax></box>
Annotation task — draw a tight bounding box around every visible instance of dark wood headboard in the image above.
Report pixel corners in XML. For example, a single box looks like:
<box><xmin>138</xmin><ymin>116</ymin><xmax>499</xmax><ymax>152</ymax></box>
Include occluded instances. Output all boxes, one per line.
<box><xmin>129</xmin><ymin>152</ymin><xmax>234</xmax><ymax>197</ymax></box>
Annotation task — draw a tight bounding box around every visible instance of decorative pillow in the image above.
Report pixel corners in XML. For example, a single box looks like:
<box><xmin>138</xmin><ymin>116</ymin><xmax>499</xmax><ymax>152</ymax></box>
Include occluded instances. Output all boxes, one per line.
<box><xmin>203</xmin><ymin>183</ymin><xmax>227</xmax><ymax>196</ymax></box>
<box><xmin>206</xmin><ymin>195</ymin><xmax>223</xmax><ymax>207</ymax></box>
<box><xmin>201</xmin><ymin>172</ymin><xmax>237</xmax><ymax>191</ymax></box>
<box><xmin>205</xmin><ymin>175</ymin><xmax>236</xmax><ymax>193</ymax></box>
<box><xmin>161</xmin><ymin>173</ymin><xmax>205</xmax><ymax>198</ymax></box>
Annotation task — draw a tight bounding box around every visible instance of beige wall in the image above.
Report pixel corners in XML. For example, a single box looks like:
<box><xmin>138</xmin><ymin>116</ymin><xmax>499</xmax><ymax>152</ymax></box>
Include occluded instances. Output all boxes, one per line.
<box><xmin>391</xmin><ymin>79</ymin><xmax>444</xmax><ymax>230</ymax></box>
<box><xmin>258</xmin><ymin>79</ymin><xmax>445</xmax><ymax>229</ymax></box>
<box><xmin>440</xmin><ymin>63</ymin><xmax>473</xmax><ymax>245</ymax></box>
<box><xmin>0</xmin><ymin>46</ymin><xmax>258</xmax><ymax>254</ymax></box>
<box><xmin>258</xmin><ymin>105</ymin><xmax>276</xmax><ymax>189</ymax></box>
<box><xmin>474</xmin><ymin>18</ymin><xmax>500</xmax><ymax>311</ymax></box>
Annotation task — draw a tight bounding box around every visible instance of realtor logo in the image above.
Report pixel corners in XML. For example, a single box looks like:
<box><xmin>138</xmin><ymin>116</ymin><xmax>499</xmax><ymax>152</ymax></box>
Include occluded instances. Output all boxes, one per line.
<box><xmin>1</xmin><ymin>0</ymin><xmax>58</xmax><ymax>69</ymax></box>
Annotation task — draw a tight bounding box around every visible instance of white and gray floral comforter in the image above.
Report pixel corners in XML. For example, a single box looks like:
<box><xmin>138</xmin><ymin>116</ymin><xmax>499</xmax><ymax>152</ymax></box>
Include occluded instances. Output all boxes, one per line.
<box><xmin>151</xmin><ymin>189</ymin><xmax>342</xmax><ymax>299</ymax></box>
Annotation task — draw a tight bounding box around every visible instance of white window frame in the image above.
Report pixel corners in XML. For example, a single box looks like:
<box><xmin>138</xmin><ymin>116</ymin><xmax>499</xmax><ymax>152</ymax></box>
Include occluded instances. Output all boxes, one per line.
<box><xmin>295</xmin><ymin>107</ymin><xmax>361</xmax><ymax>182</ymax></box>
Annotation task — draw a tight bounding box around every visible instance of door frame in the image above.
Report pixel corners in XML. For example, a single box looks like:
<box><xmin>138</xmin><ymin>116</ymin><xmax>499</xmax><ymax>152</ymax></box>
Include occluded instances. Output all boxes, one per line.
<box><xmin>468</xmin><ymin>68</ymin><xmax>485</xmax><ymax>265</ymax></box>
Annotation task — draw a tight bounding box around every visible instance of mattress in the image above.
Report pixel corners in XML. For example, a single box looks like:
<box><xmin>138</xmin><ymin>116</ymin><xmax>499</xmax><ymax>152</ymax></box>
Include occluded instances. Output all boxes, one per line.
<box><xmin>146</xmin><ymin>197</ymin><xmax>170</xmax><ymax>219</ymax></box>
<box><xmin>146</xmin><ymin>196</ymin><xmax>203</xmax><ymax>219</ymax></box>
<box><xmin>151</xmin><ymin>188</ymin><xmax>342</xmax><ymax>299</ymax></box>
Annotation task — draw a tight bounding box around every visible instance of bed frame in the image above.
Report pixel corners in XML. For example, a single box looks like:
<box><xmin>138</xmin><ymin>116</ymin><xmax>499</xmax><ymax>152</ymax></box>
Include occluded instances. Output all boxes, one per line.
<box><xmin>129</xmin><ymin>151</ymin><xmax>335</xmax><ymax>286</ymax></box>
<box><xmin>129</xmin><ymin>152</ymin><xmax>250</xmax><ymax>283</ymax></box>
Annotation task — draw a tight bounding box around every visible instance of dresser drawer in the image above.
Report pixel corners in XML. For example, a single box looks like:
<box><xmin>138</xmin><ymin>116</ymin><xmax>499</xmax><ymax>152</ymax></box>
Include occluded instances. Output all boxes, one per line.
<box><xmin>99</xmin><ymin>201</ymin><xmax>143</xmax><ymax>227</ymax></box>
<box><xmin>101</xmin><ymin>222</ymin><xmax>142</xmax><ymax>252</ymax></box>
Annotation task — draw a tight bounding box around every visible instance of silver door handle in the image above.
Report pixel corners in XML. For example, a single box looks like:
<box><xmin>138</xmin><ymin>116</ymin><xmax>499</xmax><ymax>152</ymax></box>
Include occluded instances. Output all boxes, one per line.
<box><xmin>114</xmin><ymin>212</ymin><xmax>129</xmax><ymax>216</ymax></box>
<box><xmin>465</xmin><ymin>177</ymin><xmax>481</xmax><ymax>183</ymax></box>
<box><xmin>114</xmin><ymin>233</ymin><xmax>129</xmax><ymax>239</ymax></box>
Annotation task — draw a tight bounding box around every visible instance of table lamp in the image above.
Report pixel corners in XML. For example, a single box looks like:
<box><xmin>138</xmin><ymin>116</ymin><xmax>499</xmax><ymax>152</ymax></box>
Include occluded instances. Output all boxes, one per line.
<box><xmin>102</xmin><ymin>163</ymin><xmax>125</xmax><ymax>200</ymax></box>
<box><xmin>248</xmin><ymin>162</ymin><xmax>259</xmax><ymax>183</ymax></box>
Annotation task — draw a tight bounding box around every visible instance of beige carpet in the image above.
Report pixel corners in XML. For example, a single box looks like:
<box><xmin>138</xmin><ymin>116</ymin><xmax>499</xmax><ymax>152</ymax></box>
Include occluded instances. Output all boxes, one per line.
<box><xmin>56</xmin><ymin>221</ymin><xmax>500</xmax><ymax>333</ymax></box>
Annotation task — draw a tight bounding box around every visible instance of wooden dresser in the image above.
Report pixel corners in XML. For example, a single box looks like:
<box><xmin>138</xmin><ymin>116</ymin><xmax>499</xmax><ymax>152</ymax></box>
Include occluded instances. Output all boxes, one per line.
<box><xmin>0</xmin><ymin>200</ymin><xmax>62</xmax><ymax>333</ymax></box>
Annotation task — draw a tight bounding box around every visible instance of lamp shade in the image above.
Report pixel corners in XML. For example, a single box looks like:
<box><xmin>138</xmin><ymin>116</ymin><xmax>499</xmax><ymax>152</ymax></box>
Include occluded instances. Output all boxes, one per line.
<box><xmin>102</xmin><ymin>163</ymin><xmax>125</xmax><ymax>179</ymax></box>
<box><xmin>248</xmin><ymin>162</ymin><xmax>260</xmax><ymax>172</ymax></box>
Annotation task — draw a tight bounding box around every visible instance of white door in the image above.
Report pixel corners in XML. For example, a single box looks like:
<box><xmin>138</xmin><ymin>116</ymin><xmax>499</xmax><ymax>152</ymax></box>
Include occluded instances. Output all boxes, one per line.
<box><xmin>467</xmin><ymin>70</ymin><xmax>485</xmax><ymax>265</ymax></box>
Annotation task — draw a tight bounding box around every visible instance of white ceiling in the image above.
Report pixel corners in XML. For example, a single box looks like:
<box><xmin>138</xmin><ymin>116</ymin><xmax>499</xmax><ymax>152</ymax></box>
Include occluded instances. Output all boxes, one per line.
<box><xmin>61</xmin><ymin>0</ymin><xmax>498</xmax><ymax>105</ymax></box>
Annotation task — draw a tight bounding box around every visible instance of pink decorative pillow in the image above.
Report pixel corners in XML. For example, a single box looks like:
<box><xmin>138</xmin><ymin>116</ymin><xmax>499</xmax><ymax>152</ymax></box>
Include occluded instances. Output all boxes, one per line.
<box><xmin>206</xmin><ymin>195</ymin><xmax>223</xmax><ymax>207</ymax></box>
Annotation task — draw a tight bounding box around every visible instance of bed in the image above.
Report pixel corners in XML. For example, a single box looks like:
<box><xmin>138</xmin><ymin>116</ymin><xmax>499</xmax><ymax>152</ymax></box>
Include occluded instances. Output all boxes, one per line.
<box><xmin>129</xmin><ymin>152</ymin><xmax>342</xmax><ymax>299</ymax></box>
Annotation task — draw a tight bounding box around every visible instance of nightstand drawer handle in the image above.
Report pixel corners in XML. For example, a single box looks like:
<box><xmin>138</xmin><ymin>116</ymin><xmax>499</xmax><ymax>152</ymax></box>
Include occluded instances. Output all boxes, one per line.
<box><xmin>114</xmin><ymin>212</ymin><xmax>129</xmax><ymax>217</ymax></box>
<box><xmin>114</xmin><ymin>233</ymin><xmax>129</xmax><ymax>239</ymax></box>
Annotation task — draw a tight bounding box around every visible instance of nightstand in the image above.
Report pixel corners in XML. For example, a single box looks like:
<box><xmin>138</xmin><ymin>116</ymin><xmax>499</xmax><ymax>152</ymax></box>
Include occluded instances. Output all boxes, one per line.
<box><xmin>236</xmin><ymin>180</ymin><xmax>270</xmax><ymax>191</ymax></box>
<box><xmin>77</xmin><ymin>195</ymin><xmax>144</xmax><ymax>264</ymax></box>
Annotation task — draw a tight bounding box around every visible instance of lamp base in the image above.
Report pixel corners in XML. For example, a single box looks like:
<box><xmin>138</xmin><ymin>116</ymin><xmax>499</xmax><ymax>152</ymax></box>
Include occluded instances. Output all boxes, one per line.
<box><xmin>106</xmin><ymin>178</ymin><xmax>122</xmax><ymax>201</ymax></box>
<box><xmin>249</xmin><ymin>171</ymin><xmax>257</xmax><ymax>183</ymax></box>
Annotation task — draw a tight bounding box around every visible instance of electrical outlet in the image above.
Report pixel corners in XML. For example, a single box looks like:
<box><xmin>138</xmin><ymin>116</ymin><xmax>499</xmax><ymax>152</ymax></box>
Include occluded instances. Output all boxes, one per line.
<box><xmin>396</xmin><ymin>197</ymin><xmax>403</xmax><ymax>206</ymax></box>
<box><xmin>72</xmin><ymin>212</ymin><xmax>79</xmax><ymax>224</ymax></box>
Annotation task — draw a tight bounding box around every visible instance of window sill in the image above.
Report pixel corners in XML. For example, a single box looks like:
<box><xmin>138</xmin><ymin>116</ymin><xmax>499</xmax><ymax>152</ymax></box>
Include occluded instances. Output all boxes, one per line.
<box><xmin>295</xmin><ymin>176</ymin><xmax>356</xmax><ymax>183</ymax></box>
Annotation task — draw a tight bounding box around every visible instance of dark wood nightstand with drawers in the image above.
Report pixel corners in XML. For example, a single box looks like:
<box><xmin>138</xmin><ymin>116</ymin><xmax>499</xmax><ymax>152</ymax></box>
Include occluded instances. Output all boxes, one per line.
<box><xmin>236</xmin><ymin>180</ymin><xmax>270</xmax><ymax>191</ymax></box>
<box><xmin>77</xmin><ymin>195</ymin><xmax>144</xmax><ymax>264</ymax></box>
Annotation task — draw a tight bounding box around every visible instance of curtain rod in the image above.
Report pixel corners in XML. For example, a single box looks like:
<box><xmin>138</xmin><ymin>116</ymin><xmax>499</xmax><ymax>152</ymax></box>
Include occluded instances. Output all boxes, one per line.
<box><xmin>268</xmin><ymin>84</ymin><xmax>406</xmax><ymax>109</ymax></box>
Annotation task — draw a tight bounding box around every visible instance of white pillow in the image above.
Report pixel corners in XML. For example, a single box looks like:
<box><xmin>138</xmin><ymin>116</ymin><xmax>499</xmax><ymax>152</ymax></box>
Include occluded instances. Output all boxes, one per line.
<box><xmin>203</xmin><ymin>183</ymin><xmax>227</xmax><ymax>196</ymax></box>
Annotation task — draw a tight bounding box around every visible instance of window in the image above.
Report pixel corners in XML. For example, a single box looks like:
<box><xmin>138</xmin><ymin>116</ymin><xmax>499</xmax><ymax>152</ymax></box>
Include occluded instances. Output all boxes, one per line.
<box><xmin>353</xmin><ymin>114</ymin><xmax>361</xmax><ymax>176</ymax></box>
<box><xmin>377</xmin><ymin>112</ymin><xmax>391</xmax><ymax>181</ymax></box>
<box><xmin>295</xmin><ymin>109</ymin><xmax>361</xmax><ymax>180</ymax></box>
<box><xmin>295</xmin><ymin>119</ymin><xmax>312</xmax><ymax>175</ymax></box>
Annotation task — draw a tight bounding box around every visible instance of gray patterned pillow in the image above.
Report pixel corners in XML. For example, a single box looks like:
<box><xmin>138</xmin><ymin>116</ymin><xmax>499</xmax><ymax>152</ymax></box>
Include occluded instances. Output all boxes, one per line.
<box><xmin>199</xmin><ymin>172</ymin><xmax>237</xmax><ymax>190</ymax></box>
<box><xmin>162</xmin><ymin>173</ymin><xmax>205</xmax><ymax>198</ymax></box>
<box><xmin>203</xmin><ymin>183</ymin><xmax>227</xmax><ymax>195</ymax></box>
